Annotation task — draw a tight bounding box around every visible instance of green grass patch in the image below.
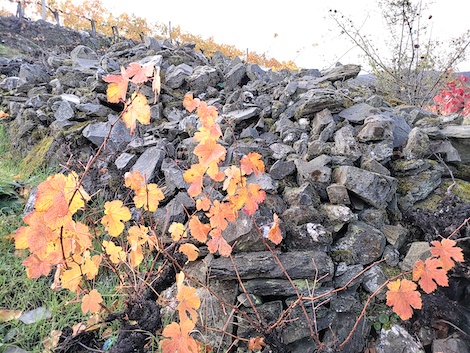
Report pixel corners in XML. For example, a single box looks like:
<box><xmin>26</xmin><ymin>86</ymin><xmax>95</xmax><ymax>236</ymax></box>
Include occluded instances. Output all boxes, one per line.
<box><xmin>0</xmin><ymin>44</ymin><xmax>23</xmax><ymax>58</ymax></box>
<box><xmin>0</xmin><ymin>123</ymin><xmax>126</xmax><ymax>352</ymax></box>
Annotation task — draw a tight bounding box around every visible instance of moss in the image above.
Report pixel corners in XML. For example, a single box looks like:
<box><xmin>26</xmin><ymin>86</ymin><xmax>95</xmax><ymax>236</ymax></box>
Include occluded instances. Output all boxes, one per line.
<box><xmin>63</xmin><ymin>121</ymin><xmax>91</xmax><ymax>136</ymax></box>
<box><xmin>19</xmin><ymin>135</ymin><xmax>54</xmax><ymax>177</ymax></box>
<box><xmin>414</xmin><ymin>178</ymin><xmax>470</xmax><ymax>210</ymax></box>
<box><xmin>331</xmin><ymin>249</ymin><xmax>354</xmax><ymax>264</ymax></box>
<box><xmin>380</xmin><ymin>263</ymin><xmax>402</xmax><ymax>279</ymax></box>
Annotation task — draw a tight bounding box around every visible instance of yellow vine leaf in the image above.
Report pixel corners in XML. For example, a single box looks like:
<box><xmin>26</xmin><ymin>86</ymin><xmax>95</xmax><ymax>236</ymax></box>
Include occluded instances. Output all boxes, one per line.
<box><xmin>65</xmin><ymin>172</ymin><xmax>90</xmax><ymax>214</ymax></box>
<box><xmin>122</xmin><ymin>92</ymin><xmax>151</xmax><ymax>135</ymax></box>
<box><xmin>81</xmin><ymin>289</ymin><xmax>103</xmax><ymax>314</ymax></box>
<box><xmin>60</xmin><ymin>261</ymin><xmax>83</xmax><ymax>292</ymax></box>
<box><xmin>223</xmin><ymin>165</ymin><xmax>246</xmax><ymax>196</ymax></box>
<box><xmin>81</xmin><ymin>253</ymin><xmax>101</xmax><ymax>280</ymax></box>
<box><xmin>179</xmin><ymin>243</ymin><xmax>199</xmax><ymax>261</ymax></box>
<box><xmin>169</xmin><ymin>222</ymin><xmax>187</xmax><ymax>241</ymax></box>
<box><xmin>177</xmin><ymin>285</ymin><xmax>200</xmax><ymax>324</ymax></box>
<box><xmin>103</xmin><ymin>66</ymin><xmax>129</xmax><ymax>103</ymax></box>
<box><xmin>102</xmin><ymin>240</ymin><xmax>126</xmax><ymax>264</ymax></box>
<box><xmin>133</xmin><ymin>183</ymin><xmax>165</xmax><ymax>212</ymax></box>
<box><xmin>62</xmin><ymin>220</ymin><xmax>92</xmax><ymax>256</ymax></box>
<box><xmin>101</xmin><ymin>200</ymin><xmax>131</xmax><ymax>237</ymax></box>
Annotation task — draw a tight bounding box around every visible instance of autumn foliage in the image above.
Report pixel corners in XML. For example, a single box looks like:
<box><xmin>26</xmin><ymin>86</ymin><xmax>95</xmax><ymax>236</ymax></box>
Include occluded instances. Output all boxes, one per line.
<box><xmin>428</xmin><ymin>74</ymin><xmax>470</xmax><ymax>117</ymax></box>
<box><xmin>386</xmin><ymin>238</ymin><xmax>463</xmax><ymax>320</ymax></box>
<box><xmin>13</xmin><ymin>61</ymin><xmax>282</xmax><ymax>350</ymax></box>
<box><xmin>12</xmin><ymin>59</ymin><xmax>465</xmax><ymax>351</ymax></box>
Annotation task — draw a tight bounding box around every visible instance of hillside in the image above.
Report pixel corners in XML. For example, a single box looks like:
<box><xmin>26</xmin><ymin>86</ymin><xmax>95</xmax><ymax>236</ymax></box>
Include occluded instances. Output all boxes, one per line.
<box><xmin>1</xmin><ymin>14</ymin><xmax>469</xmax><ymax>353</ymax></box>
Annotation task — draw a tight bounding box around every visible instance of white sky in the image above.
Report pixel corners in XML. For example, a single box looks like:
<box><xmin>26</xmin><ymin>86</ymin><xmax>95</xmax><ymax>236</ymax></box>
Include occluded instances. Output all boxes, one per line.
<box><xmin>4</xmin><ymin>0</ymin><xmax>470</xmax><ymax>72</ymax></box>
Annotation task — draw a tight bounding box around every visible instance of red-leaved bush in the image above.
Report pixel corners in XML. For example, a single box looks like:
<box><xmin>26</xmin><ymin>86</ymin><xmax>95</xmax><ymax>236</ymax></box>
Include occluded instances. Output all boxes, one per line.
<box><xmin>429</xmin><ymin>74</ymin><xmax>470</xmax><ymax>117</ymax></box>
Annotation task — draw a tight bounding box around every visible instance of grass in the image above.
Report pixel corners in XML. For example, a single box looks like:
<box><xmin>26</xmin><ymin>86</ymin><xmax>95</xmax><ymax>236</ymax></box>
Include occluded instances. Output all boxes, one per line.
<box><xmin>0</xmin><ymin>124</ymin><xmax>82</xmax><ymax>352</ymax></box>
<box><xmin>0</xmin><ymin>122</ymin><xmax>129</xmax><ymax>352</ymax></box>
<box><xmin>0</xmin><ymin>124</ymin><xmax>124</xmax><ymax>352</ymax></box>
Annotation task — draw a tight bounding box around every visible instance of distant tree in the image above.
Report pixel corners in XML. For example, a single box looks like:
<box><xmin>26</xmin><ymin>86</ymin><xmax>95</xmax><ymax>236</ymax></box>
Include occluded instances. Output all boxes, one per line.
<box><xmin>330</xmin><ymin>0</ymin><xmax>470</xmax><ymax>106</ymax></box>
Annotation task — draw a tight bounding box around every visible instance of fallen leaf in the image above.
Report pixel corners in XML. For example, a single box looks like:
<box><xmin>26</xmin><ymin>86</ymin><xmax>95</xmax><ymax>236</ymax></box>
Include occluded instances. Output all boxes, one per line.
<box><xmin>0</xmin><ymin>110</ymin><xmax>9</xmax><ymax>119</ymax></box>
<box><xmin>0</xmin><ymin>309</ymin><xmax>22</xmax><ymax>322</ymax></box>
<box><xmin>248</xmin><ymin>336</ymin><xmax>265</xmax><ymax>351</ymax></box>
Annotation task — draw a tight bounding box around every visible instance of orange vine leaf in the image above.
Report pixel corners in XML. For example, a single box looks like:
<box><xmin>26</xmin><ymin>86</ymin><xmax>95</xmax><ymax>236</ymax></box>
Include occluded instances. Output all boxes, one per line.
<box><xmin>430</xmin><ymin>238</ymin><xmax>464</xmax><ymax>271</ymax></box>
<box><xmin>193</xmin><ymin>124</ymin><xmax>223</xmax><ymax>144</ymax></box>
<box><xmin>35</xmin><ymin>174</ymin><xmax>71</xmax><ymax>229</ymax></box>
<box><xmin>412</xmin><ymin>258</ymin><xmax>448</xmax><ymax>294</ymax></box>
<box><xmin>177</xmin><ymin>285</ymin><xmax>201</xmax><ymax>324</ymax></box>
<box><xmin>240</xmin><ymin>152</ymin><xmax>265</xmax><ymax>176</ymax></box>
<box><xmin>188</xmin><ymin>215</ymin><xmax>211</xmax><ymax>243</ymax></box>
<box><xmin>268</xmin><ymin>214</ymin><xmax>283</xmax><ymax>245</ymax></box>
<box><xmin>179</xmin><ymin>243</ymin><xmax>199</xmax><ymax>261</ymax></box>
<box><xmin>161</xmin><ymin>320</ymin><xmax>199</xmax><ymax>353</ymax></box>
<box><xmin>248</xmin><ymin>336</ymin><xmax>266</xmax><ymax>351</ymax></box>
<box><xmin>197</xmin><ymin>101</ymin><xmax>218</xmax><ymax>127</ymax></box>
<box><xmin>22</xmin><ymin>254</ymin><xmax>53</xmax><ymax>279</ymax></box>
<box><xmin>124</xmin><ymin>170</ymin><xmax>146</xmax><ymax>191</ymax></box>
<box><xmin>101</xmin><ymin>200</ymin><xmax>131</xmax><ymax>237</ymax></box>
<box><xmin>195</xmin><ymin>196</ymin><xmax>211</xmax><ymax>211</ymax></box>
<box><xmin>207</xmin><ymin>200</ymin><xmax>237</xmax><ymax>231</ymax></box>
<box><xmin>17</xmin><ymin>210</ymin><xmax>59</xmax><ymax>257</ymax></box>
<box><xmin>386</xmin><ymin>278</ymin><xmax>422</xmax><ymax>320</ymax></box>
<box><xmin>193</xmin><ymin>140</ymin><xmax>226</xmax><ymax>178</ymax></box>
<box><xmin>184</xmin><ymin>164</ymin><xmax>206</xmax><ymax>197</ymax></box>
<box><xmin>0</xmin><ymin>110</ymin><xmax>9</xmax><ymax>119</ymax></box>
<box><xmin>81</xmin><ymin>289</ymin><xmax>103</xmax><ymax>314</ymax></box>
<box><xmin>103</xmin><ymin>66</ymin><xmax>129</xmax><ymax>103</ymax></box>
<box><xmin>125</xmin><ymin>62</ymin><xmax>153</xmax><ymax>85</ymax></box>
<box><xmin>183</xmin><ymin>93</ymin><xmax>200</xmax><ymax>113</ymax></box>
<box><xmin>206</xmin><ymin>231</ymin><xmax>232</xmax><ymax>257</ymax></box>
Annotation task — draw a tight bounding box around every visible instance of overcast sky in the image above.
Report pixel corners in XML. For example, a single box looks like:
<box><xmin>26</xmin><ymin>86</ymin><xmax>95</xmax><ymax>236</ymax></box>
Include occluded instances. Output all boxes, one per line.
<box><xmin>100</xmin><ymin>0</ymin><xmax>469</xmax><ymax>72</ymax></box>
<box><xmin>4</xmin><ymin>0</ymin><xmax>468</xmax><ymax>71</ymax></box>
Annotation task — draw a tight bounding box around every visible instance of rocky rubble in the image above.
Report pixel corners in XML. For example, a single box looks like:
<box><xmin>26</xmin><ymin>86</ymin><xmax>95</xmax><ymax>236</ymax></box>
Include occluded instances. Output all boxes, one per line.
<box><xmin>1</xmin><ymin>16</ymin><xmax>469</xmax><ymax>353</ymax></box>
